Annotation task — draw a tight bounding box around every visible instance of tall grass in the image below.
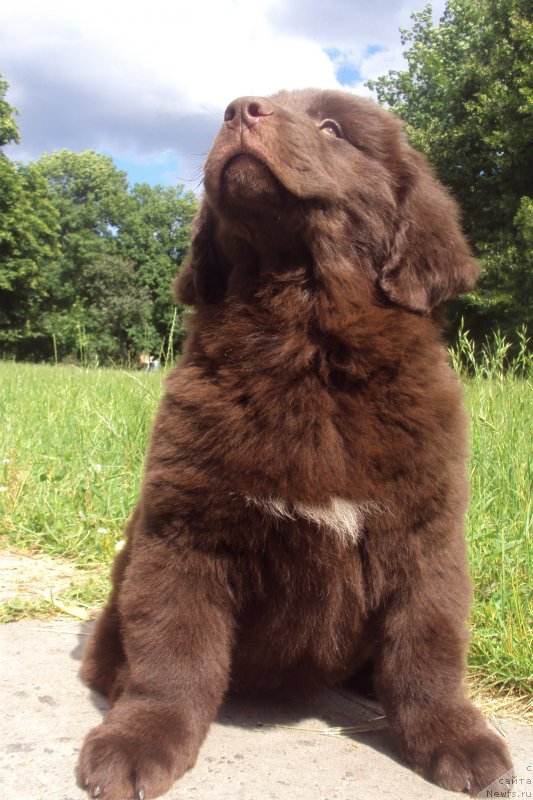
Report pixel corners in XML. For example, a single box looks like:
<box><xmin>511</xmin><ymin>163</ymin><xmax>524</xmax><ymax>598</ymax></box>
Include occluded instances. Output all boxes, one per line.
<box><xmin>0</xmin><ymin>330</ymin><xmax>531</xmax><ymax>703</ymax></box>
<box><xmin>449</xmin><ymin>327</ymin><xmax>532</xmax><ymax>703</ymax></box>
<box><xmin>0</xmin><ymin>364</ymin><xmax>162</xmax><ymax>562</ymax></box>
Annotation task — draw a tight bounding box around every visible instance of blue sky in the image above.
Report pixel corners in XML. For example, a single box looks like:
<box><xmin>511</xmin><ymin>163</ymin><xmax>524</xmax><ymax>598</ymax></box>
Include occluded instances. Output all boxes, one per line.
<box><xmin>0</xmin><ymin>0</ymin><xmax>445</xmax><ymax>191</ymax></box>
<box><xmin>109</xmin><ymin>153</ymin><xmax>186</xmax><ymax>191</ymax></box>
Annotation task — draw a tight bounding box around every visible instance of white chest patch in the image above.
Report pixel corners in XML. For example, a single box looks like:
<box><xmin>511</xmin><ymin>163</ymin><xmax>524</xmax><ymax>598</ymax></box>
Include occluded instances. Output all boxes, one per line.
<box><xmin>244</xmin><ymin>495</ymin><xmax>377</xmax><ymax>546</ymax></box>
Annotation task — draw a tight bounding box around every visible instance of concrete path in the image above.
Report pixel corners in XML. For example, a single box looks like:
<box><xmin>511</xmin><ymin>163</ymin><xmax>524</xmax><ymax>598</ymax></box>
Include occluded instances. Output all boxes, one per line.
<box><xmin>0</xmin><ymin>620</ymin><xmax>531</xmax><ymax>800</ymax></box>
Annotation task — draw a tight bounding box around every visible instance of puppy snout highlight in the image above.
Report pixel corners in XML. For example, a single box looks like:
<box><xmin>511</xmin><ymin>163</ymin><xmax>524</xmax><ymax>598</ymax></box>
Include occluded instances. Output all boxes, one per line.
<box><xmin>223</xmin><ymin>97</ymin><xmax>274</xmax><ymax>130</ymax></box>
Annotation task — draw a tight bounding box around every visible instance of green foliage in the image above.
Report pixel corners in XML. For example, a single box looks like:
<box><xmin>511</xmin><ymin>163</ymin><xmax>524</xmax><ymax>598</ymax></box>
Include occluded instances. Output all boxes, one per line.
<box><xmin>33</xmin><ymin>150</ymin><xmax>135</xmax><ymax>362</ymax></box>
<box><xmin>0</xmin><ymin>72</ymin><xmax>19</xmax><ymax>146</ymax></box>
<box><xmin>0</xmin><ymin>70</ymin><xmax>199</xmax><ymax>363</ymax></box>
<box><xmin>49</xmin><ymin>254</ymin><xmax>152</xmax><ymax>365</ymax></box>
<box><xmin>30</xmin><ymin>150</ymin><xmax>198</xmax><ymax>364</ymax></box>
<box><xmin>368</xmin><ymin>0</ymin><xmax>533</xmax><ymax>343</ymax></box>
<box><xmin>0</xmin><ymin>136</ymin><xmax>197</xmax><ymax>363</ymax></box>
<box><xmin>118</xmin><ymin>182</ymin><xmax>198</xmax><ymax>356</ymax></box>
<box><xmin>0</xmin><ymin>159</ymin><xmax>60</xmax><ymax>354</ymax></box>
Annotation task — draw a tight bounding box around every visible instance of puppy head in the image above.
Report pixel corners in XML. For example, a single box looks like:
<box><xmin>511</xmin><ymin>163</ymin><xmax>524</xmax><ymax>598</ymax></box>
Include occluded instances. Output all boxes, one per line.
<box><xmin>175</xmin><ymin>89</ymin><xmax>478</xmax><ymax>312</ymax></box>
<box><xmin>376</xmin><ymin>147</ymin><xmax>479</xmax><ymax>313</ymax></box>
<box><xmin>174</xmin><ymin>204</ymin><xmax>230</xmax><ymax>306</ymax></box>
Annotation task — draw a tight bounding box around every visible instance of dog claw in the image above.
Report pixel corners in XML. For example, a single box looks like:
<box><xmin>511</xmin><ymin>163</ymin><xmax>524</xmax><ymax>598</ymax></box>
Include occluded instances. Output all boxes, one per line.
<box><xmin>92</xmin><ymin>787</ymin><xmax>102</xmax><ymax>798</ymax></box>
<box><xmin>465</xmin><ymin>779</ymin><xmax>472</xmax><ymax>793</ymax></box>
<box><xmin>135</xmin><ymin>790</ymin><xmax>145</xmax><ymax>800</ymax></box>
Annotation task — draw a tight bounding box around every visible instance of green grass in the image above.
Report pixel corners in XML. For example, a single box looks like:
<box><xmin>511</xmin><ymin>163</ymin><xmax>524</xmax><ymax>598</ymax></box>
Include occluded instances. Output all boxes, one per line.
<box><xmin>0</xmin><ymin>334</ymin><xmax>531</xmax><ymax>707</ymax></box>
<box><xmin>450</xmin><ymin>329</ymin><xmax>532</xmax><ymax>708</ymax></box>
<box><xmin>0</xmin><ymin>364</ymin><xmax>161</xmax><ymax>562</ymax></box>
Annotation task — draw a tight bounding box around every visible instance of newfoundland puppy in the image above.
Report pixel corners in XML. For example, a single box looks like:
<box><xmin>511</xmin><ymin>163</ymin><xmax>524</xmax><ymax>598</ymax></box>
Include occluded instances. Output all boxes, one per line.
<box><xmin>79</xmin><ymin>89</ymin><xmax>512</xmax><ymax>799</ymax></box>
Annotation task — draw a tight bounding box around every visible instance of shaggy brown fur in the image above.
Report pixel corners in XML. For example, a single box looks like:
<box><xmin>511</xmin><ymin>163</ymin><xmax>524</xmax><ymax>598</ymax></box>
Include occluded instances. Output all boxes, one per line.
<box><xmin>79</xmin><ymin>89</ymin><xmax>512</xmax><ymax>799</ymax></box>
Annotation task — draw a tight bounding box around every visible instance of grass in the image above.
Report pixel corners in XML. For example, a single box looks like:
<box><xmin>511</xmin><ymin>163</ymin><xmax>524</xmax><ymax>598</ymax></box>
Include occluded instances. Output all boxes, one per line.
<box><xmin>0</xmin><ymin>365</ymin><xmax>160</xmax><ymax>561</ymax></box>
<box><xmin>450</xmin><ymin>328</ymin><xmax>532</xmax><ymax>713</ymax></box>
<box><xmin>0</xmin><ymin>332</ymin><xmax>531</xmax><ymax>712</ymax></box>
<box><xmin>0</xmin><ymin>365</ymin><xmax>162</xmax><ymax>617</ymax></box>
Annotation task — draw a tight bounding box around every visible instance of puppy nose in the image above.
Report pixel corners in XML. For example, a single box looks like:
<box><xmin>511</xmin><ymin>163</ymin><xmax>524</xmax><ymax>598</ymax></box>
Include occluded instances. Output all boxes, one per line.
<box><xmin>223</xmin><ymin>96</ymin><xmax>274</xmax><ymax>130</ymax></box>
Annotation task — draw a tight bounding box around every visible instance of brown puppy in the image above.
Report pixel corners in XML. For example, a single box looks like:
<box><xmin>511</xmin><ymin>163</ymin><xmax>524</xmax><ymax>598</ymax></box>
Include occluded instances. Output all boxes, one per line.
<box><xmin>79</xmin><ymin>89</ymin><xmax>512</xmax><ymax>799</ymax></box>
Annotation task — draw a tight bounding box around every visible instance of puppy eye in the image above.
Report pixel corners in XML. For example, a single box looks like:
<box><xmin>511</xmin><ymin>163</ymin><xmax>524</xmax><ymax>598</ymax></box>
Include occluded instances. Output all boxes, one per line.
<box><xmin>319</xmin><ymin>119</ymin><xmax>343</xmax><ymax>138</ymax></box>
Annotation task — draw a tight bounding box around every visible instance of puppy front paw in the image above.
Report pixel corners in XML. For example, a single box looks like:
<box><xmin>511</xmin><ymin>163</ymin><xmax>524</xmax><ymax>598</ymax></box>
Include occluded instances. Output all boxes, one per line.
<box><xmin>78</xmin><ymin>716</ymin><xmax>197</xmax><ymax>800</ymax></box>
<box><xmin>427</xmin><ymin>730</ymin><xmax>513</xmax><ymax>796</ymax></box>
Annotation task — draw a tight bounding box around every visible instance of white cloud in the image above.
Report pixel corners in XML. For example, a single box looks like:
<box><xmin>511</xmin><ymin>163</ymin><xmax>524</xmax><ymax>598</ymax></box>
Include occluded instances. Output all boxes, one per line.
<box><xmin>0</xmin><ymin>0</ymin><xmax>446</xmax><ymax>183</ymax></box>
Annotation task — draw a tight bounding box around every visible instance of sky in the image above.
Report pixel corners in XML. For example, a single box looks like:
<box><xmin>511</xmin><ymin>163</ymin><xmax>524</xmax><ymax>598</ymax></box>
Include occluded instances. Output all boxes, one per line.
<box><xmin>0</xmin><ymin>0</ymin><xmax>445</xmax><ymax>192</ymax></box>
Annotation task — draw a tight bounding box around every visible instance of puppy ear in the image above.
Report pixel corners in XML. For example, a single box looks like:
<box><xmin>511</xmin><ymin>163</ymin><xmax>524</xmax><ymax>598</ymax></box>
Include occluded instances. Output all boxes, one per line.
<box><xmin>174</xmin><ymin>203</ymin><xmax>229</xmax><ymax>305</ymax></box>
<box><xmin>378</xmin><ymin>152</ymin><xmax>479</xmax><ymax>313</ymax></box>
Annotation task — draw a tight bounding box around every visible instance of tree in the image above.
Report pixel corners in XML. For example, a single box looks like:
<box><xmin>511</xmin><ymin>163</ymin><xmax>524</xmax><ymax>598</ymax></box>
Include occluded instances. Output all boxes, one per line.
<box><xmin>368</xmin><ymin>0</ymin><xmax>533</xmax><ymax>341</ymax></box>
<box><xmin>36</xmin><ymin>150</ymin><xmax>131</xmax><ymax>271</ymax></box>
<box><xmin>119</xmin><ymin>183</ymin><xmax>198</xmax><ymax>356</ymax></box>
<box><xmin>0</xmin><ymin>72</ymin><xmax>19</xmax><ymax>146</ymax></box>
<box><xmin>33</xmin><ymin>152</ymin><xmax>197</xmax><ymax>363</ymax></box>
<box><xmin>66</xmin><ymin>254</ymin><xmax>151</xmax><ymax>364</ymax></box>
<box><xmin>0</xmin><ymin>161</ymin><xmax>60</xmax><ymax>357</ymax></box>
<box><xmin>0</xmin><ymin>83</ymin><xmax>197</xmax><ymax>364</ymax></box>
<box><xmin>34</xmin><ymin>151</ymin><xmax>133</xmax><ymax>360</ymax></box>
<box><xmin>1</xmin><ymin>74</ymin><xmax>60</xmax><ymax>358</ymax></box>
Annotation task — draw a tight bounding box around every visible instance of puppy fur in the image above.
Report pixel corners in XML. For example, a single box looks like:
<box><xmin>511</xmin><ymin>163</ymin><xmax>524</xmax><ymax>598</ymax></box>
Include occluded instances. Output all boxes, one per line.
<box><xmin>79</xmin><ymin>89</ymin><xmax>512</xmax><ymax>799</ymax></box>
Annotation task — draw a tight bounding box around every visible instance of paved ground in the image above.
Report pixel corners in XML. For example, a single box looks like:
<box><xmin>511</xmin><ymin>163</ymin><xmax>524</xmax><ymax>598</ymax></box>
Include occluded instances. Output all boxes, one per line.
<box><xmin>0</xmin><ymin>620</ymin><xmax>531</xmax><ymax>800</ymax></box>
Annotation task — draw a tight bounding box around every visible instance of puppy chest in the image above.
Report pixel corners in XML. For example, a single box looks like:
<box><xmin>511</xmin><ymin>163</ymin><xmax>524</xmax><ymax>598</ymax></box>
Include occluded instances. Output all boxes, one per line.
<box><xmin>164</xmin><ymin>368</ymin><xmax>353</xmax><ymax>500</ymax></box>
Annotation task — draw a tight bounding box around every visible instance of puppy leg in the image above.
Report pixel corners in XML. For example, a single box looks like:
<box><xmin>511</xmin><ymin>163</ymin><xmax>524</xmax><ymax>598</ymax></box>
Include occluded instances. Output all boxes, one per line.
<box><xmin>81</xmin><ymin>513</ymin><xmax>136</xmax><ymax>698</ymax></box>
<box><xmin>78</xmin><ymin>530</ymin><xmax>235</xmax><ymax>800</ymax></box>
<box><xmin>374</xmin><ymin>550</ymin><xmax>512</xmax><ymax>796</ymax></box>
